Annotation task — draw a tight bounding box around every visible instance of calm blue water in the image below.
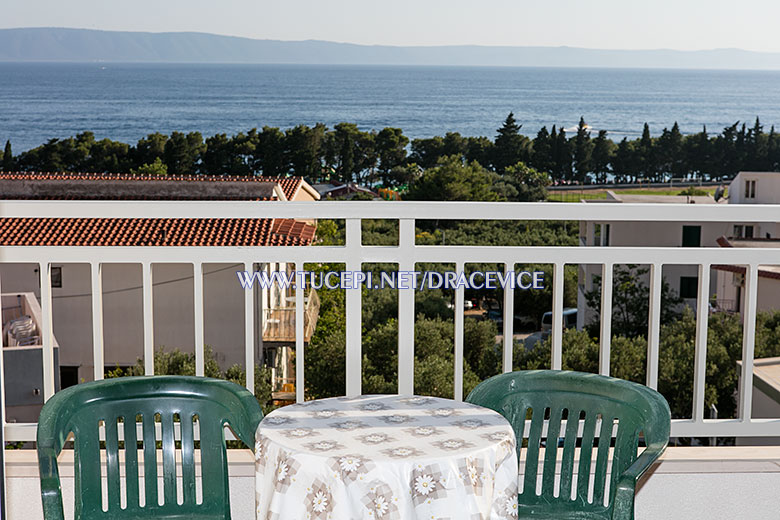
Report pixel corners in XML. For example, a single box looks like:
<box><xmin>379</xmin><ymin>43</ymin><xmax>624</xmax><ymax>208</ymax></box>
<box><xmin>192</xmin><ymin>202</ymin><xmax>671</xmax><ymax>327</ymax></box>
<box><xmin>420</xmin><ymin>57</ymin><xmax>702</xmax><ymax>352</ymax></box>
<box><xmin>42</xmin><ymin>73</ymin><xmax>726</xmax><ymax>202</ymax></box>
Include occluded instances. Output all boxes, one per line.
<box><xmin>3</xmin><ymin>63</ymin><xmax>780</xmax><ymax>151</ymax></box>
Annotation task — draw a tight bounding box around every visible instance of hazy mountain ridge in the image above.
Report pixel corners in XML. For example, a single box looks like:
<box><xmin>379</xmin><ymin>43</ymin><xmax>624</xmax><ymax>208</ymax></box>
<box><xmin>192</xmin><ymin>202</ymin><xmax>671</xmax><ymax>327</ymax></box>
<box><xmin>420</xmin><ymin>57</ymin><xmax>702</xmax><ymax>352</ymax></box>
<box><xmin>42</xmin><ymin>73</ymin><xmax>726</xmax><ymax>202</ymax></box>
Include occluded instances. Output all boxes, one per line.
<box><xmin>2</xmin><ymin>27</ymin><xmax>780</xmax><ymax>69</ymax></box>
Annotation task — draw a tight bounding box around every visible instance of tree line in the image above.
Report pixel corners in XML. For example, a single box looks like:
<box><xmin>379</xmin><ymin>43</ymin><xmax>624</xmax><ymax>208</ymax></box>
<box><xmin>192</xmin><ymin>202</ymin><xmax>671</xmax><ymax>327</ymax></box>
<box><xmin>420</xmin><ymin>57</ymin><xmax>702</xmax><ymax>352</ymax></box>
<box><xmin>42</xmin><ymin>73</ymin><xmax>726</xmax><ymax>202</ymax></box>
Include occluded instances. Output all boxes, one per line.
<box><xmin>4</xmin><ymin>114</ymin><xmax>780</xmax><ymax>185</ymax></box>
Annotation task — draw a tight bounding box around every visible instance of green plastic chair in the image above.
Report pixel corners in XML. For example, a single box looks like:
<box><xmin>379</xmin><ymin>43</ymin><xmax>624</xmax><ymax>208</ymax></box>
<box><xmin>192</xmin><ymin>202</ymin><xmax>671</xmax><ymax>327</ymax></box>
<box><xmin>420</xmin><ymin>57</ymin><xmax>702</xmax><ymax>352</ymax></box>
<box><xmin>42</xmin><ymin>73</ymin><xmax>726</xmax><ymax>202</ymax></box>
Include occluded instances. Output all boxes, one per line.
<box><xmin>466</xmin><ymin>370</ymin><xmax>670</xmax><ymax>520</ymax></box>
<box><xmin>37</xmin><ymin>376</ymin><xmax>263</xmax><ymax>520</ymax></box>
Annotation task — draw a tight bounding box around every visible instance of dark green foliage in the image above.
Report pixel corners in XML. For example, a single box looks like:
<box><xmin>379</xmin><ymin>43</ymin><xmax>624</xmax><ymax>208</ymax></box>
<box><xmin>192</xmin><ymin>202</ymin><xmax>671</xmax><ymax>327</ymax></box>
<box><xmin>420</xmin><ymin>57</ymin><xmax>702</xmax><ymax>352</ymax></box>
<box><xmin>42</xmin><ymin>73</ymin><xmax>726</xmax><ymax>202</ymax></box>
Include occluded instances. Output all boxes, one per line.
<box><xmin>584</xmin><ymin>265</ymin><xmax>683</xmax><ymax>339</ymax></box>
<box><xmin>285</xmin><ymin>123</ymin><xmax>326</xmax><ymax>179</ymax></box>
<box><xmin>106</xmin><ymin>346</ymin><xmax>273</xmax><ymax>414</ymax></box>
<box><xmin>572</xmin><ymin>117</ymin><xmax>593</xmax><ymax>182</ymax></box>
<box><xmin>164</xmin><ymin>131</ymin><xmax>205</xmax><ymax>175</ymax></box>
<box><xmin>405</xmin><ymin>155</ymin><xmax>500</xmax><ymax>201</ymax></box>
<box><xmin>11</xmin><ymin>114</ymin><xmax>776</xmax><ymax>184</ymax></box>
<box><xmin>130</xmin><ymin>157</ymin><xmax>167</xmax><ymax>176</ymax></box>
<box><xmin>493</xmin><ymin>112</ymin><xmax>531</xmax><ymax>173</ymax></box>
<box><xmin>256</xmin><ymin>126</ymin><xmax>288</xmax><ymax>176</ymax></box>
<box><xmin>2</xmin><ymin>139</ymin><xmax>13</xmax><ymax>171</ymax></box>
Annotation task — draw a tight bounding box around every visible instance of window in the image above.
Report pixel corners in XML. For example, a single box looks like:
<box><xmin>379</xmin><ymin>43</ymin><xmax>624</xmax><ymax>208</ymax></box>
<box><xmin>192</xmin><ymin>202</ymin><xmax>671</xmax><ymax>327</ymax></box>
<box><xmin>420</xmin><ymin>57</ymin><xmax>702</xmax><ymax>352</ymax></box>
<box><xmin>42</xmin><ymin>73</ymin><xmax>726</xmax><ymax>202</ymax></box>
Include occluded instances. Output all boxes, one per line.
<box><xmin>682</xmin><ymin>225</ymin><xmax>701</xmax><ymax>247</ymax></box>
<box><xmin>51</xmin><ymin>266</ymin><xmax>62</xmax><ymax>288</ymax></box>
<box><xmin>745</xmin><ymin>179</ymin><xmax>756</xmax><ymax>199</ymax></box>
<box><xmin>733</xmin><ymin>225</ymin><xmax>754</xmax><ymax>239</ymax></box>
<box><xmin>680</xmin><ymin>276</ymin><xmax>698</xmax><ymax>299</ymax></box>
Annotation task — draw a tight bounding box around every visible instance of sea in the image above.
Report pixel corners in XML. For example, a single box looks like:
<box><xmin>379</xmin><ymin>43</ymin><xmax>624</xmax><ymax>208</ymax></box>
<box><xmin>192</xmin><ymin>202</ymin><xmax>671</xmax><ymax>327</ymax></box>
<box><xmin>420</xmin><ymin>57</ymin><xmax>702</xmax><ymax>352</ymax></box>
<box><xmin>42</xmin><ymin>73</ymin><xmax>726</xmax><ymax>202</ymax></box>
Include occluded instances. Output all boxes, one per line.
<box><xmin>2</xmin><ymin>63</ymin><xmax>780</xmax><ymax>152</ymax></box>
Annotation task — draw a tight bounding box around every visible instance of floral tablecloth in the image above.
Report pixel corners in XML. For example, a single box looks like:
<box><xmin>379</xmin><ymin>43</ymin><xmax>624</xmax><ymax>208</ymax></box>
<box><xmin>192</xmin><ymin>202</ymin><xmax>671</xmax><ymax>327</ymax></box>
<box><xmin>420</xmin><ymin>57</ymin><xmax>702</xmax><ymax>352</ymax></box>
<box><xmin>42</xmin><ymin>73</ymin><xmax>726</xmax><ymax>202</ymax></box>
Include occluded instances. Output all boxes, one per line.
<box><xmin>255</xmin><ymin>394</ymin><xmax>519</xmax><ymax>520</ymax></box>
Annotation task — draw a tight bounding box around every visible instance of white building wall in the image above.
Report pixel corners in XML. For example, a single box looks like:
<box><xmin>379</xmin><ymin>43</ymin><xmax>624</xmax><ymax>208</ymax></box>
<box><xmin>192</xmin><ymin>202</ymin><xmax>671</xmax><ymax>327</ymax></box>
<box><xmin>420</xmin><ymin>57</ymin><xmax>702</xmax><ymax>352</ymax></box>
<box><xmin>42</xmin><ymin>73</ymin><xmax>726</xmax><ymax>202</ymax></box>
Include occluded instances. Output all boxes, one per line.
<box><xmin>0</xmin><ymin>262</ymin><xmax>263</xmax><ymax>383</ymax></box>
<box><xmin>729</xmin><ymin>171</ymin><xmax>780</xmax><ymax>206</ymax></box>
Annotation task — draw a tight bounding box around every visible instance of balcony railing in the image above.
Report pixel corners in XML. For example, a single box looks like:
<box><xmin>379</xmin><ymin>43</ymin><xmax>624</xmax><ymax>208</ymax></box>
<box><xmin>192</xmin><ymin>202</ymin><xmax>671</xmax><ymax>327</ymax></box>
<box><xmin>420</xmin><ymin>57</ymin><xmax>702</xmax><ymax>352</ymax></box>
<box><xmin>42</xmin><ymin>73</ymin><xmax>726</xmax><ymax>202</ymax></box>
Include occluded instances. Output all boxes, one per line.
<box><xmin>1</xmin><ymin>200</ymin><xmax>780</xmax><ymax>446</ymax></box>
<box><xmin>262</xmin><ymin>288</ymin><xmax>320</xmax><ymax>343</ymax></box>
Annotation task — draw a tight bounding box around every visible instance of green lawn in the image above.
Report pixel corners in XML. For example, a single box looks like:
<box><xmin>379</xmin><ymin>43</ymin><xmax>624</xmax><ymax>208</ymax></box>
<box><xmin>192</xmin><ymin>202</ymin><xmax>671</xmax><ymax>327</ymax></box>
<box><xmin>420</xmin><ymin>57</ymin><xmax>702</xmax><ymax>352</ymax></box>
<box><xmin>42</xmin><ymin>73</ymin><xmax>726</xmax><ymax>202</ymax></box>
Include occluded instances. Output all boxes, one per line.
<box><xmin>548</xmin><ymin>185</ymin><xmax>725</xmax><ymax>202</ymax></box>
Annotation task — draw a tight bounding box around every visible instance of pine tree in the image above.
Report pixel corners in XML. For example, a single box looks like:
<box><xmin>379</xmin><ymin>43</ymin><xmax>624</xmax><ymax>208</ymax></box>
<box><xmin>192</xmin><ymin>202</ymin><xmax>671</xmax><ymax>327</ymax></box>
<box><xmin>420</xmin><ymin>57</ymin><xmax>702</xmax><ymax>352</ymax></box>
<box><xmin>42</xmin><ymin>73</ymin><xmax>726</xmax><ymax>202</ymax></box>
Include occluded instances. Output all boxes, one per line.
<box><xmin>531</xmin><ymin>126</ymin><xmax>552</xmax><ymax>174</ymax></box>
<box><xmin>493</xmin><ymin>112</ymin><xmax>529</xmax><ymax>173</ymax></box>
<box><xmin>2</xmin><ymin>140</ymin><xmax>12</xmax><ymax>171</ymax></box>
<box><xmin>638</xmin><ymin>123</ymin><xmax>657</xmax><ymax>180</ymax></box>
<box><xmin>572</xmin><ymin>117</ymin><xmax>593</xmax><ymax>183</ymax></box>
<box><xmin>591</xmin><ymin>130</ymin><xmax>614</xmax><ymax>183</ymax></box>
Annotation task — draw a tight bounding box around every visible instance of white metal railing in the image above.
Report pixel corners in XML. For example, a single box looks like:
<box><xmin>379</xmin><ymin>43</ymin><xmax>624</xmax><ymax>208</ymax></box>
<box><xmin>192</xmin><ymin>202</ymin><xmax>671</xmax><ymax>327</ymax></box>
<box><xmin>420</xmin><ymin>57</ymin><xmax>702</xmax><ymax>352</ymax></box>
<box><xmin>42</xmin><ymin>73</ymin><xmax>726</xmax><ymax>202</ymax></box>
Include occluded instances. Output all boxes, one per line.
<box><xmin>1</xmin><ymin>200</ymin><xmax>780</xmax><ymax>443</ymax></box>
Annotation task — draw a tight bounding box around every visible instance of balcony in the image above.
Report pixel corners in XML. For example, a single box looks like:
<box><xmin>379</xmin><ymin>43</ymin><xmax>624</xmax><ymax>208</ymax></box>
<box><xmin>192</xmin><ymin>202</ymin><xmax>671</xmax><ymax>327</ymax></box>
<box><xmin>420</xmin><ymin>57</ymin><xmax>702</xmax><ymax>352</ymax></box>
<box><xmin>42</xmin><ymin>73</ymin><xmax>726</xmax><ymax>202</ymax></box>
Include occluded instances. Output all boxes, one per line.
<box><xmin>262</xmin><ymin>289</ymin><xmax>320</xmax><ymax>344</ymax></box>
<box><xmin>1</xmin><ymin>200</ymin><xmax>780</xmax><ymax>519</ymax></box>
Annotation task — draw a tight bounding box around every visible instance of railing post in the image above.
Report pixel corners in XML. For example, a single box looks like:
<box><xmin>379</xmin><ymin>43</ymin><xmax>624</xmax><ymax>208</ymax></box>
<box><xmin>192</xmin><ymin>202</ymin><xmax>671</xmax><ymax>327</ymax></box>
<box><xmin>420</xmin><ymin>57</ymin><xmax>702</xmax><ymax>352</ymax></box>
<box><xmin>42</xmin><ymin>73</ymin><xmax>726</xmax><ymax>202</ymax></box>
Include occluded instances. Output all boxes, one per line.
<box><xmin>39</xmin><ymin>262</ymin><xmax>55</xmax><ymax>400</ymax></box>
<box><xmin>90</xmin><ymin>262</ymin><xmax>104</xmax><ymax>381</ymax></box>
<box><xmin>599</xmin><ymin>263</ymin><xmax>613</xmax><ymax>376</ymax></box>
<box><xmin>244</xmin><ymin>261</ymin><xmax>255</xmax><ymax>393</ymax></box>
<box><xmin>502</xmin><ymin>263</ymin><xmax>515</xmax><ymax>373</ymax></box>
<box><xmin>398</xmin><ymin>219</ymin><xmax>415</xmax><ymax>395</ymax></box>
<box><xmin>0</xmin><ymin>272</ymin><xmax>7</xmax><ymax>520</ymax></box>
<box><xmin>454</xmin><ymin>261</ymin><xmax>464</xmax><ymax>401</ymax></box>
<box><xmin>551</xmin><ymin>263</ymin><xmax>564</xmax><ymax>370</ymax></box>
<box><xmin>345</xmin><ymin>220</ymin><xmax>362</xmax><ymax>397</ymax></box>
<box><xmin>142</xmin><ymin>262</ymin><xmax>155</xmax><ymax>375</ymax></box>
<box><xmin>193</xmin><ymin>263</ymin><xmax>205</xmax><ymax>377</ymax></box>
<box><xmin>295</xmin><ymin>262</ymin><xmax>305</xmax><ymax>403</ymax></box>
<box><xmin>738</xmin><ymin>264</ymin><xmax>759</xmax><ymax>421</ymax></box>
<box><xmin>647</xmin><ymin>263</ymin><xmax>662</xmax><ymax>389</ymax></box>
<box><xmin>692</xmin><ymin>264</ymin><xmax>711</xmax><ymax>422</ymax></box>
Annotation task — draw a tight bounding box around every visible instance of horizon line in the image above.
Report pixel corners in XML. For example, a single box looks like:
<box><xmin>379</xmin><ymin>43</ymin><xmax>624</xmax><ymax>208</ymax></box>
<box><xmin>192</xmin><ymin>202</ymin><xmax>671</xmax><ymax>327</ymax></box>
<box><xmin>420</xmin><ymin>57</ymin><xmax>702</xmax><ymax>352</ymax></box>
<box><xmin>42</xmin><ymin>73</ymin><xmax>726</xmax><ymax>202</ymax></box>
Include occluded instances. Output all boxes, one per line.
<box><xmin>1</xmin><ymin>26</ymin><xmax>778</xmax><ymax>55</ymax></box>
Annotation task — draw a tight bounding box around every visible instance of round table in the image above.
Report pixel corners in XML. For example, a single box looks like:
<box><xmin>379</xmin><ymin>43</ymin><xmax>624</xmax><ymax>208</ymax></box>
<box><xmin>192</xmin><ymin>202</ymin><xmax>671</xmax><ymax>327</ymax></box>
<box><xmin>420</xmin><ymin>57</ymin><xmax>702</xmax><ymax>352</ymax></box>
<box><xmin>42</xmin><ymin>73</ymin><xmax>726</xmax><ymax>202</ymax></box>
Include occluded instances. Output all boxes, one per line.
<box><xmin>255</xmin><ymin>394</ymin><xmax>519</xmax><ymax>520</ymax></box>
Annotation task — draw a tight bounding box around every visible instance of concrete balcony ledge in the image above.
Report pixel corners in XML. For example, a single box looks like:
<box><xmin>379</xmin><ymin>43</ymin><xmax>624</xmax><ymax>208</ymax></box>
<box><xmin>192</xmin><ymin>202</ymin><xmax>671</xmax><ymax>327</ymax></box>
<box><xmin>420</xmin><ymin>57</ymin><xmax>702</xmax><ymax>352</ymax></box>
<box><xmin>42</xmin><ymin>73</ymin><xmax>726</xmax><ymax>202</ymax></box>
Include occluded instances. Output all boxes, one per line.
<box><xmin>4</xmin><ymin>447</ymin><xmax>780</xmax><ymax>519</ymax></box>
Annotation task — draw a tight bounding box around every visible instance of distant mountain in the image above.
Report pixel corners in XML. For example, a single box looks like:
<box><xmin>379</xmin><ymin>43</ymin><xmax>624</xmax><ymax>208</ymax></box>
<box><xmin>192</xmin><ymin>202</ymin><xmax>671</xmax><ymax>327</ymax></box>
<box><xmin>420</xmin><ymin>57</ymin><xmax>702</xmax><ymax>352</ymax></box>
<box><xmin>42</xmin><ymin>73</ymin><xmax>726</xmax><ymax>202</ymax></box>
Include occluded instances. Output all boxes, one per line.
<box><xmin>3</xmin><ymin>27</ymin><xmax>780</xmax><ymax>70</ymax></box>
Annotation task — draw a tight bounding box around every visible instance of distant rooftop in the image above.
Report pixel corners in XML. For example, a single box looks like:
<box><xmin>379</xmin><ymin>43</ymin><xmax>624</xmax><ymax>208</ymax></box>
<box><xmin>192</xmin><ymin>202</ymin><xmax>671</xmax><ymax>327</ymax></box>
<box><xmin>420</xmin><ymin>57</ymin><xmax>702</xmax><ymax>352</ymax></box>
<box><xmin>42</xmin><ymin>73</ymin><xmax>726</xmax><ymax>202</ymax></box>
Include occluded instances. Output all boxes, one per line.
<box><xmin>603</xmin><ymin>190</ymin><xmax>717</xmax><ymax>204</ymax></box>
<box><xmin>0</xmin><ymin>172</ymin><xmax>318</xmax><ymax>247</ymax></box>
<box><xmin>0</xmin><ymin>172</ymin><xmax>314</xmax><ymax>201</ymax></box>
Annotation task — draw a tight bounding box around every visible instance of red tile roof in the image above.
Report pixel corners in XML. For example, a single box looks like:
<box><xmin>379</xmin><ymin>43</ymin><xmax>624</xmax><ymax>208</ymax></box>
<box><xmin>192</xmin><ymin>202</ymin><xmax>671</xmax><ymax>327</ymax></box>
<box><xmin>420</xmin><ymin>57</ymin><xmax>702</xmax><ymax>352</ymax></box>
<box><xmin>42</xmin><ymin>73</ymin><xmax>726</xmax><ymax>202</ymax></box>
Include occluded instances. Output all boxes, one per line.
<box><xmin>0</xmin><ymin>172</ymin><xmax>315</xmax><ymax>246</ymax></box>
<box><xmin>0</xmin><ymin>172</ymin><xmax>303</xmax><ymax>201</ymax></box>
<box><xmin>0</xmin><ymin>218</ymin><xmax>315</xmax><ymax>247</ymax></box>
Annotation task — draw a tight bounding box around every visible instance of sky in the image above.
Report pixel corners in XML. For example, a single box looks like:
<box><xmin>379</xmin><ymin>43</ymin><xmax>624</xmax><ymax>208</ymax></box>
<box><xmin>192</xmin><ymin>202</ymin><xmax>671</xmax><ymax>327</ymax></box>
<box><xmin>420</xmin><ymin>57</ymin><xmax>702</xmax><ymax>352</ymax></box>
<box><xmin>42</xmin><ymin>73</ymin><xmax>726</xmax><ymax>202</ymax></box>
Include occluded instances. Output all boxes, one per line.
<box><xmin>2</xmin><ymin>0</ymin><xmax>779</xmax><ymax>53</ymax></box>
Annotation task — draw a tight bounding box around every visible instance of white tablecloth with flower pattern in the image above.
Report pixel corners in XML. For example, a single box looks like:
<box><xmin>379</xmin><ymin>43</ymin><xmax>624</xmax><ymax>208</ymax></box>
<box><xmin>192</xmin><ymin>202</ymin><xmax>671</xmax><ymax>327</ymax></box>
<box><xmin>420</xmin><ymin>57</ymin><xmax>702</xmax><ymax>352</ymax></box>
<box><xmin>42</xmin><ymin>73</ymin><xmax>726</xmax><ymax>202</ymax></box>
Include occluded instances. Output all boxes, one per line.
<box><xmin>255</xmin><ymin>394</ymin><xmax>519</xmax><ymax>520</ymax></box>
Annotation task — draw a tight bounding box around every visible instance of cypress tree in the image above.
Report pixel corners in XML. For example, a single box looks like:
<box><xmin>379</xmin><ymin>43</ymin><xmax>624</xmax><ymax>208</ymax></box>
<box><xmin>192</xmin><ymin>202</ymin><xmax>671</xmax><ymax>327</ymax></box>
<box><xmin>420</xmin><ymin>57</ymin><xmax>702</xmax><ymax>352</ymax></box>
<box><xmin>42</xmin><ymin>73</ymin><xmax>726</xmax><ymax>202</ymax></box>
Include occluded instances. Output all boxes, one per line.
<box><xmin>572</xmin><ymin>117</ymin><xmax>593</xmax><ymax>183</ymax></box>
<box><xmin>2</xmin><ymin>140</ymin><xmax>12</xmax><ymax>171</ymax></box>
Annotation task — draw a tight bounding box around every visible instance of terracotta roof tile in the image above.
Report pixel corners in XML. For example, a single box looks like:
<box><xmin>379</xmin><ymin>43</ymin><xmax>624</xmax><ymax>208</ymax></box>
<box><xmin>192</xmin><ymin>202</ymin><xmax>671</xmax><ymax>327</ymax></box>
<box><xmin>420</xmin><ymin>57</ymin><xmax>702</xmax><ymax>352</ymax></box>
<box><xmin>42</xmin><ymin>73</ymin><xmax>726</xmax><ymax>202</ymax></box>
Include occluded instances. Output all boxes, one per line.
<box><xmin>0</xmin><ymin>172</ymin><xmax>314</xmax><ymax>247</ymax></box>
<box><xmin>0</xmin><ymin>218</ymin><xmax>315</xmax><ymax>247</ymax></box>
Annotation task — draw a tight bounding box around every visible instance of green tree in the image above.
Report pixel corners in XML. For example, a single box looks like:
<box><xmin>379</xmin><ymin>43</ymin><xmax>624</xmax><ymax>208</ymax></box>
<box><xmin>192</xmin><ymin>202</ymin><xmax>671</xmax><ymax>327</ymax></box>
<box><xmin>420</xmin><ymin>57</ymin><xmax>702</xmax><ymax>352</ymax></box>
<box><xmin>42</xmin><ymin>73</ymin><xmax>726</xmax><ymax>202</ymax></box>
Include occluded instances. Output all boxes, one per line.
<box><xmin>638</xmin><ymin>123</ymin><xmax>658</xmax><ymax>180</ymax></box>
<box><xmin>406</xmin><ymin>155</ymin><xmax>500</xmax><ymax>201</ymax></box>
<box><xmin>657</xmin><ymin>122</ymin><xmax>685</xmax><ymax>178</ymax></box>
<box><xmin>494</xmin><ymin>162</ymin><xmax>550</xmax><ymax>202</ymax></box>
<box><xmin>286</xmin><ymin>123</ymin><xmax>326</xmax><ymax>180</ymax></box>
<box><xmin>87</xmin><ymin>137</ymin><xmax>131</xmax><ymax>173</ymax></box>
<box><xmin>493</xmin><ymin>112</ymin><xmax>530</xmax><ymax>173</ymax></box>
<box><xmin>133</xmin><ymin>132</ymin><xmax>168</xmax><ymax>168</ymax></box>
<box><xmin>611</xmin><ymin>137</ymin><xmax>637</xmax><ymax>183</ymax></box>
<box><xmin>163</xmin><ymin>131</ymin><xmax>204</xmax><ymax>175</ymax></box>
<box><xmin>130</xmin><ymin>157</ymin><xmax>168</xmax><ymax>176</ymax></box>
<box><xmin>572</xmin><ymin>117</ymin><xmax>593</xmax><ymax>182</ymax></box>
<box><xmin>256</xmin><ymin>126</ymin><xmax>288</xmax><ymax>177</ymax></box>
<box><xmin>684</xmin><ymin>126</ymin><xmax>712</xmax><ymax>180</ymax></box>
<box><xmin>590</xmin><ymin>130</ymin><xmax>614</xmax><ymax>183</ymax></box>
<box><xmin>106</xmin><ymin>346</ymin><xmax>273</xmax><ymax>413</ymax></box>
<box><xmin>375</xmin><ymin>127</ymin><xmax>409</xmax><ymax>175</ymax></box>
<box><xmin>2</xmin><ymin>140</ymin><xmax>13</xmax><ymax>171</ymax></box>
<box><xmin>531</xmin><ymin>126</ymin><xmax>553</xmax><ymax>174</ymax></box>
<box><xmin>550</xmin><ymin>126</ymin><xmax>572</xmax><ymax>182</ymax></box>
<box><xmin>584</xmin><ymin>265</ymin><xmax>683</xmax><ymax>338</ymax></box>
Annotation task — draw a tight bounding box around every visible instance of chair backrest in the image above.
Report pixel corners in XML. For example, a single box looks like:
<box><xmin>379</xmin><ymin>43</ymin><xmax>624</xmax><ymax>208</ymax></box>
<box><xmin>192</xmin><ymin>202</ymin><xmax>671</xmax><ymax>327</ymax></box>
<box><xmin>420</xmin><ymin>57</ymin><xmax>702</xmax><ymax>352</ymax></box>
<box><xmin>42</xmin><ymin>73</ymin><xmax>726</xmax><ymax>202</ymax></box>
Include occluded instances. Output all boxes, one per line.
<box><xmin>466</xmin><ymin>370</ymin><xmax>670</xmax><ymax>517</ymax></box>
<box><xmin>37</xmin><ymin>376</ymin><xmax>263</xmax><ymax>520</ymax></box>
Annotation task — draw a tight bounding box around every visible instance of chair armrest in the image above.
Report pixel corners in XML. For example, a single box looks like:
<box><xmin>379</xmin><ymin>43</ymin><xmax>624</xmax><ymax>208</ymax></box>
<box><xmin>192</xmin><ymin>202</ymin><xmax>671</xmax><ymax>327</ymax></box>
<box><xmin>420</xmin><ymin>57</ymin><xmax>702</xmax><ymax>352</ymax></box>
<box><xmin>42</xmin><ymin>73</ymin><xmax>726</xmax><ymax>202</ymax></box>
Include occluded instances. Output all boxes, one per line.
<box><xmin>611</xmin><ymin>444</ymin><xmax>666</xmax><ymax>520</ymax></box>
<box><xmin>37</xmin><ymin>444</ymin><xmax>65</xmax><ymax>520</ymax></box>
